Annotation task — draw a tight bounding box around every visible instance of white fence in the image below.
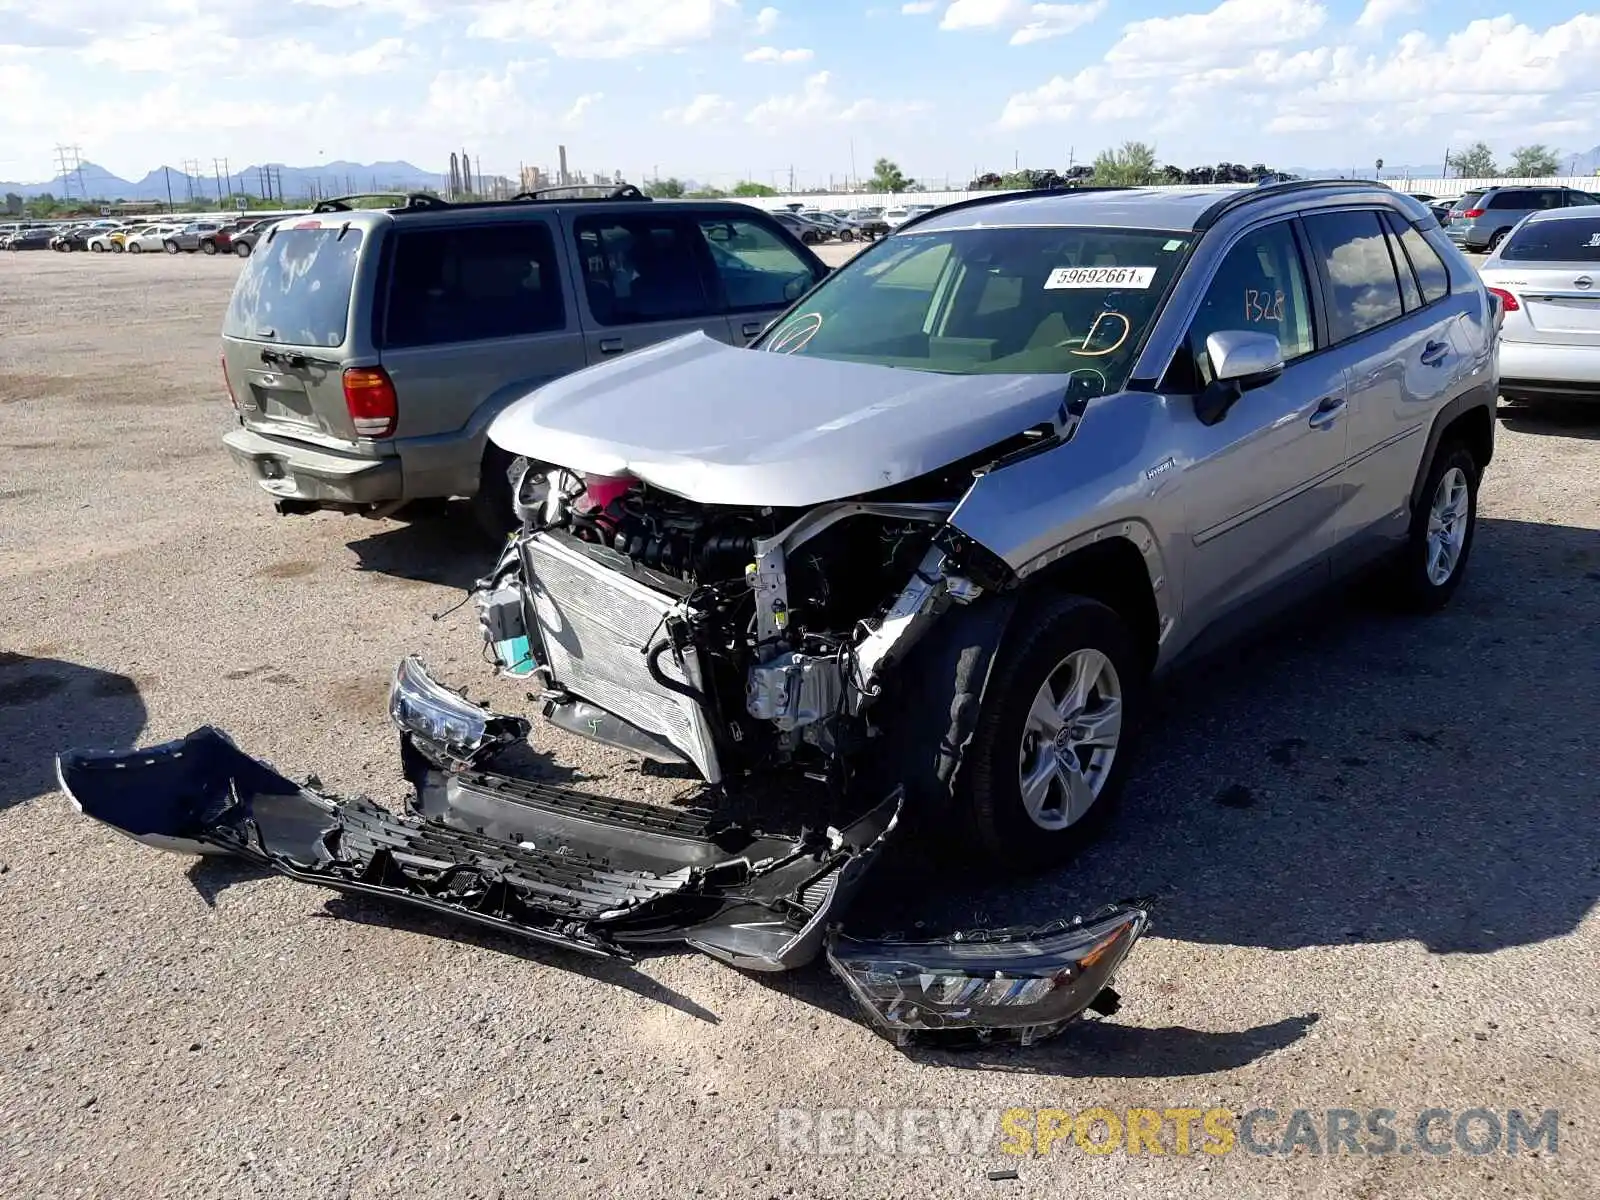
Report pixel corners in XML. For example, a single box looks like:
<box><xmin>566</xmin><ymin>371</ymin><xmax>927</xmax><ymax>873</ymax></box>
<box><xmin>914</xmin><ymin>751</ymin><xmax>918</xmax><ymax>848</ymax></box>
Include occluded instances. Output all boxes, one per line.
<box><xmin>734</xmin><ymin>176</ymin><xmax>1600</xmax><ymax>213</ymax></box>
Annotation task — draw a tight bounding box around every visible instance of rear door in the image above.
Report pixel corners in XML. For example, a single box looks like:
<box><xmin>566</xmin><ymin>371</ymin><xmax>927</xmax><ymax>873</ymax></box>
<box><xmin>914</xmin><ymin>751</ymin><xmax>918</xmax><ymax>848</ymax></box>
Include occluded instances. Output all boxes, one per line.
<box><xmin>372</xmin><ymin>216</ymin><xmax>587</xmax><ymax>465</ymax></box>
<box><xmin>221</xmin><ymin>217</ymin><xmax>374</xmax><ymax>446</ymax></box>
<box><xmin>691</xmin><ymin>212</ymin><xmax>828</xmax><ymax>344</ymax></box>
<box><xmin>562</xmin><ymin>209</ymin><xmax>731</xmax><ymax>360</ymax></box>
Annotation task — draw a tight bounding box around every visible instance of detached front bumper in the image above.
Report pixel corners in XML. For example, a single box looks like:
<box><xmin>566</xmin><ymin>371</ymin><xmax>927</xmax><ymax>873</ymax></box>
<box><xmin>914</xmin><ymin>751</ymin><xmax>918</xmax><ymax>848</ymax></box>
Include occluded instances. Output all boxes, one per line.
<box><xmin>57</xmin><ymin>658</ymin><xmax>1148</xmax><ymax>1046</ymax></box>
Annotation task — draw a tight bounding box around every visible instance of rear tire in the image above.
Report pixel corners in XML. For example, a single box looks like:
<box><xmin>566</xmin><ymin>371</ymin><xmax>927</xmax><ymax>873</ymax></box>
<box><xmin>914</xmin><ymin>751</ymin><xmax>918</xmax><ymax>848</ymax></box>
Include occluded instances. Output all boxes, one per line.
<box><xmin>128</xmin><ymin>242</ymin><xmax>142</xmax><ymax>254</ymax></box>
<box><xmin>235</xmin><ymin>242</ymin><xmax>251</xmax><ymax>258</ymax></box>
<box><xmin>201</xmin><ymin>240</ymin><xmax>217</xmax><ymax>255</ymax></box>
<box><xmin>90</xmin><ymin>242</ymin><xmax>104</xmax><ymax>253</ymax></box>
<box><xmin>163</xmin><ymin>240</ymin><xmax>179</xmax><ymax>254</ymax></box>
<box><xmin>1488</xmin><ymin>229</ymin><xmax>1509</xmax><ymax>252</ymax></box>
<box><xmin>1382</xmin><ymin>441</ymin><xmax>1479</xmax><ymax>612</ymax></box>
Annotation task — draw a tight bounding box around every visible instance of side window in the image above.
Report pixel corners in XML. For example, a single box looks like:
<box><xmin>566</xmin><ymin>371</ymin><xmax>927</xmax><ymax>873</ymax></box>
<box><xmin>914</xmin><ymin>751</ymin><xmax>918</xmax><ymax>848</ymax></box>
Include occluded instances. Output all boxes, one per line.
<box><xmin>1377</xmin><ymin>215</ymin><xmax>1421</xmax><ymax>311</ymax></box>
<box><xmin>383</xmin><ymin>222</ymin><xmax>566</xmax><ymax>349</ymax></box>
<box><xmin>1534</xmin><ymin>189</ymin><xmax>1565</xmax><ymax>210</ymax></box>
<box><xmin>1564</xmin><ymin>191</ymin><xmax>1600</xmax><ymax>207</ymax></box>
<box><xmin>573</xmin><ymin>216</ymin><xmax>712</xmax><ymax>326</ymax></box>
<box><xmin>1182</xmin><ymin>220</ymin><xmax>1314</xmax><ymax>387</ymax></box>
<box><xmin>696</xmin><ymin>217</ymin><xmax>820</xmax><ymax>313</ymax></box>
<box><xmin>1385</xmin><ymin>213</ymin><xmax>1451</xmax><ymax>304</ymax></box>
<box><xmin>1302</xmin><ymin>210</ymin><xmax>1404</xmax><ymax>342</ymax></box>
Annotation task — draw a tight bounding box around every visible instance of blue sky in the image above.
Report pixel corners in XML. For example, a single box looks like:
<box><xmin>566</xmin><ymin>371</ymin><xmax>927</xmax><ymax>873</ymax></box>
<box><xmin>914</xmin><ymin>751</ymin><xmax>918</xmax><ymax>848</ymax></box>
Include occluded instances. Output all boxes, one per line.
<box><xmin>1</xmin><ymin>1</ymin><xmax>1597</xmax><ymax>186</ymax></box>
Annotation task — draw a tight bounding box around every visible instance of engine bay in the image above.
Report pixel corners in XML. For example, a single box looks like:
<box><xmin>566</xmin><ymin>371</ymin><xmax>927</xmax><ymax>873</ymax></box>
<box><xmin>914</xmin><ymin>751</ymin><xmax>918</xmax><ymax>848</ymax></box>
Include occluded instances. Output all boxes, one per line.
<box><xmin>478</xmin><ymin>459</ymin><xmax>989</xmax><ymax>788</ymax></box>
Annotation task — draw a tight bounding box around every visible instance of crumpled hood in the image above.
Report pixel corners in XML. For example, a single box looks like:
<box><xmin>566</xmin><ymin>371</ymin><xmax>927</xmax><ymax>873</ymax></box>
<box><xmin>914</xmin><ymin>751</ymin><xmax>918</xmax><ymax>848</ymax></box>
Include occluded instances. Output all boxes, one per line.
<box><xmin>488</xmin><ymin>332</ymin><xmax>1069</xmax><ymax>506</ymax></box>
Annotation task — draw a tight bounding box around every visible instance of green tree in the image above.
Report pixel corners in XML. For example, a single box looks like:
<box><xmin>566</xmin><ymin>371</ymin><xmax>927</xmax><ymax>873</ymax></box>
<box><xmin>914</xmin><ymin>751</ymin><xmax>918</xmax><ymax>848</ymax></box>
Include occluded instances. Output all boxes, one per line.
<box><xmin>1508</xmin><ymin>144</ymin><xmax>1561</xmax><ymax>177</ymax></box>
<box><xmin>644</xmin><ymin>177</ymin><xmax>686</xmax><ymax>199</ymax></box>
<box><xmin>1092</xmin><ymin>141</ymin><xmax>1159</xmax><ymax>186</ymax></box>
<box><xmin>1448</xmin><ymin>142</ymin><xmax>1497</xmax><ymax>179</ymax></box>
<box><xmin>4</xmin><ymin>192</ymin><xmax>21</xmax><ymax>215</ymax></box>
<box><xmin>731</xmin><ymin>180</ymin><xmax>777</xmax><ymax>197</ymax></box>
<box><xmin>24</xmin><ymin>192</ymin><xmax>57</xmax><ymax>219</ymax></box>
<box><xmin>686</xmin><ymin>186</ymin><xmax>727</xmax><ymax>198</ymax></box>
<box><xmin>866</xmin><ymin>157</ymin><xmax>910</xmax><ymax>193</ymax></box>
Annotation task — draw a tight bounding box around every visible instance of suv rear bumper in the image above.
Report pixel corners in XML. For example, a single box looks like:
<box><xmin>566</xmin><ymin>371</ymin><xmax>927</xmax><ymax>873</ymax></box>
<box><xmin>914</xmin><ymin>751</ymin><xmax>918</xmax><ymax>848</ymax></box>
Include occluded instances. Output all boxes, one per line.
<box><xmin>223</xmin><ymin>426</ymin><xmax>401</xmax><ymax>509</ymax></box>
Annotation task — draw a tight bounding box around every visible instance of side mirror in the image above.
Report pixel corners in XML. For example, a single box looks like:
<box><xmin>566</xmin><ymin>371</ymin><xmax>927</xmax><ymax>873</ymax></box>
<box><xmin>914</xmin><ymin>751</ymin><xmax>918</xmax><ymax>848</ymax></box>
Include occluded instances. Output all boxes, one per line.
<box><xmin>1194</xmin><ymin>330</ymin><xmax>1284</xmax><ymax>426</ymax></box>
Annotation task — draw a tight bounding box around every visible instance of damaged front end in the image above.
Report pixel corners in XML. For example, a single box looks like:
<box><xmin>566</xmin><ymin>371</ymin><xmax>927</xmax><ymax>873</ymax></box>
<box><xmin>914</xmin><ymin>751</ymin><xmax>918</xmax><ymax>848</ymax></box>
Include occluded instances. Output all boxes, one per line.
<box><xmin>58</xmin><ymin>656</ymin><xmax>1148</xmax><ymax>1047</ymax></box>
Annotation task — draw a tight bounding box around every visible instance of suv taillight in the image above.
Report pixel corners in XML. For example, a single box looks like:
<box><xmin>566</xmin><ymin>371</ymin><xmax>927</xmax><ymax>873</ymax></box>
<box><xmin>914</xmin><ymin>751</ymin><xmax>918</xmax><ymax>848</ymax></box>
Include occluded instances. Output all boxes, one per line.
<box><xmin>221</xmin><ymin>351</ymin><xmax>238</xmax><ymax>410</ymax></box>
<box><xmin>1462</xmin><ymin>208</ymin><xmax>1485</xmax><ymax>219</ymax></box>
<box><xmin>343</xmin><ymin>367</ymin><xmax>397</xmax><ymax>438</ymax></box>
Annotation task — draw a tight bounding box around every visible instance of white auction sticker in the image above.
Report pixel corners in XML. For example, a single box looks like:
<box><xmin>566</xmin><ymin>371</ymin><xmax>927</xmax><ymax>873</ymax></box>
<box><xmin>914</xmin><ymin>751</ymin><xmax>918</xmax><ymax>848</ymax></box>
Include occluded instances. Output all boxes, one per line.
<box><xmin>1045</xmin><ymin>266</ymin><xmax>1157</xmax><ymax>290</ymax></box>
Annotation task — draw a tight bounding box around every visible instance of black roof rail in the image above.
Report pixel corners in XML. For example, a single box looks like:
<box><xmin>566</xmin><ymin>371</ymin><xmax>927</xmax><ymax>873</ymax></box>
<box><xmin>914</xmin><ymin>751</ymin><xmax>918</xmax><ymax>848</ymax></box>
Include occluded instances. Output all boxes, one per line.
<box><xmin>896</xmin><ymin>185</ymin><xmax>1133</xmax><ymax>234</ymax></box>
<box><xmin>311</xmin><ymin>192</ymin><xmax>448</xmax><ymax>214</ymax></box>
<box><xmin>1192</xmin><ymin>178</ymin><xmax>1385</xmax><ymax>231</ymax></box>
<box><xmin>508</xmin><ymin>182</ymin><xmax>648</xmax><ymax>202</ymax></box>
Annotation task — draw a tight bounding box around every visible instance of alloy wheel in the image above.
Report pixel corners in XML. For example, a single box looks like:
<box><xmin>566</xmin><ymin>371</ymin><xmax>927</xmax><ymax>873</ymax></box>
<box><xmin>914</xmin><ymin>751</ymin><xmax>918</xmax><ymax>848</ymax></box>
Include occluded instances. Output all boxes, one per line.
<box><xmin>1017</xmin><ymin>648</ymin><xmax>1123</xmax><ymax>832</ymax></box>
<box><xmin>1426</xmin><ymin>466</ymin><xmax>1470</xmax><ymax>586</ymax></box>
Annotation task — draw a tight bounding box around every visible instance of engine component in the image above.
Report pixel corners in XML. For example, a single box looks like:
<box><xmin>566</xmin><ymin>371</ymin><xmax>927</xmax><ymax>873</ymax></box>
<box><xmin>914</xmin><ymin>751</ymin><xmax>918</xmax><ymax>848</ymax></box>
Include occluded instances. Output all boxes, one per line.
<box><xmin>745</xmin><ymin>651</ymin><xmax>844</xmax><ymax>732</ymax></box>
<box><xmin>850</xmin><ymin>546</ymin><xmax>981</xmax><ymax>710</ymax></box>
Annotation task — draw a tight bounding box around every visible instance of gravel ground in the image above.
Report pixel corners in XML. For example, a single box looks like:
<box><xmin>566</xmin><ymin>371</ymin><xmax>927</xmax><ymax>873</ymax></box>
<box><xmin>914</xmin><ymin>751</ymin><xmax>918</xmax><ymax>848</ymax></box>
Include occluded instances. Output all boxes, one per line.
<box><xmin>1</xmin><ymin>248</ymin><xmax>1597</xmax><ymax>1200</ymax></box>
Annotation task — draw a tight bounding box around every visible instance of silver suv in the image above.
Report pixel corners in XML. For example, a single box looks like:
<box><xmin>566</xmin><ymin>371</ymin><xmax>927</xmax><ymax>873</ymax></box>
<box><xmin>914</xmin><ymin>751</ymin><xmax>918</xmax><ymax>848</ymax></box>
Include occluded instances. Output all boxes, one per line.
<box><xmin>471</xmin><ymin>180</ymin><xmax>1498</xmax><ymax>867</ymax></box>
<box><xmin>1445</xmin><ymin>185</ymin><xmax>1600</xmax><ymax>253</ymax></box>
<box><xmin>219</xmin><ymin>188</ymin><xmax>827</xmax><ymax>532</ymax></box>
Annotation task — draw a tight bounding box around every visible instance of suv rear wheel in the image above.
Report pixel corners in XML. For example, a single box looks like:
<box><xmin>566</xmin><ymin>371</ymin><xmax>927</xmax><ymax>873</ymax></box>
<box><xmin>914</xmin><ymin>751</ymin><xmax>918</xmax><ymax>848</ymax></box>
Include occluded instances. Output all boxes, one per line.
<box><xmin>163</xmin><ymin>240</ymin><xmax>180</xmax><ymax>254</ymax></box>
<box><xmin>201</xmin><ymin>239</ymin><xmax>217</xmax><ymax>255</ymax></box>
<box><xmin>1384</xmin><ymin>441</ymin><xmax>1479</xmax><ymax>611</ymax></box>
<box><xmin>471</xmin><ymin>443</ymin><xmax>519</xmax><ymax>543</ymax></box>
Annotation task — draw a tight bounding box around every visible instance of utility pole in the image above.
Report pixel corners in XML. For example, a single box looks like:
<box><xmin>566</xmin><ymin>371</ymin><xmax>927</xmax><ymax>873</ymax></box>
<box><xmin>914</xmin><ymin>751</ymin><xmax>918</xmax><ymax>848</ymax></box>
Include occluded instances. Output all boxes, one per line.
<box><xmin>213</xmin><ymin>158</ymin><xmax>226</xmax><ymax>202</ymax></box>
<box><xmin>163</xmin><ymin>166</ymin><xmax>174</xmax><ymax>213</ymax></box>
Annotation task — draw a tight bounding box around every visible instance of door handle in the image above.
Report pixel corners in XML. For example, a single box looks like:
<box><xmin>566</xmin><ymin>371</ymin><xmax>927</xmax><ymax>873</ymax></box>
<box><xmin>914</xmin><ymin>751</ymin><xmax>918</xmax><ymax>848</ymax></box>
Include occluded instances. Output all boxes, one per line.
<box><xmin>741</xmin><ymin>320</ymin><xmax>766</xmax><ymax>338</ymax></box>
<box><xmin>1420</xmin><ymin>339</ymin><xmax>1450</xmax><ymax>367</ymax></box>
<box><xmin>598</xmin><ymin>337</ymin><xmax>625</xmax><ymax>355</ymax></box>
<box><xmin>1308</xmin><ymin>396</ymin><xmax>1347</xmax><ymax>429</ymax></box>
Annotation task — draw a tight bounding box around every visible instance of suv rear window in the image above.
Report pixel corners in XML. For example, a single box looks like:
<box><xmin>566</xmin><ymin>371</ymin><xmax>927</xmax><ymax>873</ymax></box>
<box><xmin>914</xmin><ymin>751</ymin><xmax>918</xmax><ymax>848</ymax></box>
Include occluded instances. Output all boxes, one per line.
<box><xmin>1500</xmin><ymin>217</ymin><xmax>1600</xmax><ymax>262</ymax></box>
<box><xmin>223</xmin><ymin>224</ymin><xmax>364</xmax><ymax>347</ymax></box>
<box><xmin>1455</xmin><ymin>192</ymin><xmax>1485</xmax><ymax>213</ymax></box>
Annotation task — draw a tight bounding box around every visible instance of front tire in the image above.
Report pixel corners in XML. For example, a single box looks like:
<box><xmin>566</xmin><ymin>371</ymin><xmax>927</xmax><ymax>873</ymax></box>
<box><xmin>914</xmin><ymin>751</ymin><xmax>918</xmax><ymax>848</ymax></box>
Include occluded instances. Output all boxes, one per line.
<box><xmin>1383</xmin><ymin>441</ymin><xmax>1479</xmax><ymax>612</ymax></box>
<box><xmin>163</xmin><ymin>240</ymin><xmax>179</xmax><ymax>254</ymax></box>
<box><xmin>201</xmin><ymin>239</ymin><xmax>217</xmax><ymax>255</ymax></box>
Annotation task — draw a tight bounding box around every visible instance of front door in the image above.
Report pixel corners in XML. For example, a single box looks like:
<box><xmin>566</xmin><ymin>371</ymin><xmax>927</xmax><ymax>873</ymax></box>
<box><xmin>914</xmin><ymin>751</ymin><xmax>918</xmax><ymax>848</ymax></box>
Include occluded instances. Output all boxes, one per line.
<box><xmin>1170</xmin><ymin>217</ymin><xmax>1351</xmax><ymax>638</ymax></box>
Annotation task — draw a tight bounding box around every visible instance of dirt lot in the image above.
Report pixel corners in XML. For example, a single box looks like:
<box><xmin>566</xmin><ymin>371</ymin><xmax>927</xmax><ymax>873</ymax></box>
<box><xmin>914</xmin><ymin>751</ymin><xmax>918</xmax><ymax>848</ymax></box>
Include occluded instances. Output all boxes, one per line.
<box><xmin>2</xmin><ymin>249</ymin><xmax>1598</xmax><ymax>1200</ymax></box>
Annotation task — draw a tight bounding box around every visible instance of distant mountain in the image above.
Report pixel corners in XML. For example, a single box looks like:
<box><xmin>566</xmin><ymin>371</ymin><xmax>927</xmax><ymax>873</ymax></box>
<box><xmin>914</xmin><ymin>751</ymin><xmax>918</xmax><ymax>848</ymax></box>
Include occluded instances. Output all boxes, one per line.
<box><xmin>0</xmin><ymin>159</ymin><xmax>442</xmax><ymax>202</ymax></box>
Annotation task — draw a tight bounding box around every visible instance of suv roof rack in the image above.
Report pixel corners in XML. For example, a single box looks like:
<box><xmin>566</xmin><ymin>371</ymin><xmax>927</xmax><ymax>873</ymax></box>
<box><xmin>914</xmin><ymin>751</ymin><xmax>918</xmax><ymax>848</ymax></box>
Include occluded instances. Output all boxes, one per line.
<box><xmin>896</xmin><ymin>185</ymin><xmax>1133</xmax><ymax>234</ymax></box>
<box><xmin>311</xmin><ymin>192</ymin><xmax>448</xmax><ymax>214</ymax></box>
<box><xmin>1192</xmin><ymin>178</ymin><xmax>1383</xmax><ymax>231</ymax></box>
<box><xmin>509</xmin><ymin>183</ymin><xmax>648</xmax><ymax>202</ymax></box>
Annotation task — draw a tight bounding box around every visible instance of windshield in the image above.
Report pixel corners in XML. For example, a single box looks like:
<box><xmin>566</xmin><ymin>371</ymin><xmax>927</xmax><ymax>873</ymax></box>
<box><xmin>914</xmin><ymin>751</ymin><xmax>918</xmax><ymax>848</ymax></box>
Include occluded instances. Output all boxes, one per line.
<box><xmin>222</xmin><ymin>224</ymin><xmax>365</xmax><ymax>347</ymax></box>
<box><xmin>1500</xmin><ymin>217</ymin><xmax>1600</xmax><ymax>262</ymax></box>
<box><xmin>758</xmin><ymin>225</ymin><xmax>1191</xmax><ymax>380</ymax></box>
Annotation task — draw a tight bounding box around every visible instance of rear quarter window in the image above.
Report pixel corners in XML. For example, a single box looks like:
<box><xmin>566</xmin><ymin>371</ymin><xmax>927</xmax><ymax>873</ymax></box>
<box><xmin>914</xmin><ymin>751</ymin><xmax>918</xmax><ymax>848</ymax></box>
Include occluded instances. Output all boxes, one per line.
<box><xmin>223</xmin><ymin>224</ymin><xmax>364</xmax><ymax>347</ymax></box>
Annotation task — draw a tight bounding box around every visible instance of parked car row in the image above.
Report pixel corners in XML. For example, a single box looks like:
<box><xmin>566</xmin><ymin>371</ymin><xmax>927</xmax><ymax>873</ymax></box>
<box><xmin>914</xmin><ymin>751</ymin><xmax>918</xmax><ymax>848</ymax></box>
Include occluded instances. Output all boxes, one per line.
<box><xmin>0</xmin><ymin>213</ymin><xmax>297</xmax><ymax>256</ymax></box>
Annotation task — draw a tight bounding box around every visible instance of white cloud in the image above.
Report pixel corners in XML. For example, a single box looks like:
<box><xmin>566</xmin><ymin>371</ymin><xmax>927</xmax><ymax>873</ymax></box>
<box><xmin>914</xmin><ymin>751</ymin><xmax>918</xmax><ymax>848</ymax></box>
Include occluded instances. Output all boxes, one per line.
<box><xmin>939</xmin><ymin>0</ymin><xmax>1106</xmax><ymax>44</ymax></box>
<box><xmin>753</xmin><ymin>5</ymin><xmax>779</xmax><ymax>33</ymax></box>
<box><xmin>468</xmin><ymin>0</ymin><xmax>742</xmax><ymax>58</ymax></box>
<box><xmin>561</xmin><ymin>91</ymin><xmax>603</xmax><ymax>122</ymax></box>
<box><xmin>900</xmin><ymin>0</ymin><xmax>937</xmax><ymax>11</ymax></box>
<box><xmin>1355</xmin><ymin>0</ymin><xmax>1422</xmax><ymax>33</ymax></box>
<box><xmin>746</xmin><ymin>70</ymin><xmax>927</xmax><ymax>130</ymax></box>
<box><xmin>743</xmin><ymin>45</ymin><xmax>813</xmax><ymax>62</ymax></box>
<box><xmin>664</xmin><ymin>92</ymin><xmax>735</xmax><ymax>125</ymax></box>
<box><xmin>1107</xmin><ymin>0</ymin><xmax>1327</xmax><ymax>72</ymax></box>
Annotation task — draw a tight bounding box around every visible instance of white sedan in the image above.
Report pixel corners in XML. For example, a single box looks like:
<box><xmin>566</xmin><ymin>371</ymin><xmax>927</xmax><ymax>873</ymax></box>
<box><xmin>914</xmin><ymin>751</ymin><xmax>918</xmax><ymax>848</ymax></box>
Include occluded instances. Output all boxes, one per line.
<box><xmin>122</xmin><ymin>224</ymin><xmax>179</xmax><ymax>254</ymax></box>
<box><xmin>1479</xmin><ymin>207</ymin><xmax>1600</xmax><ymax>406</ymax></box>
<box><xmin>85</xmin><ymin>228</ymin><xmax>125</xmax><ymax>252</ymax></box>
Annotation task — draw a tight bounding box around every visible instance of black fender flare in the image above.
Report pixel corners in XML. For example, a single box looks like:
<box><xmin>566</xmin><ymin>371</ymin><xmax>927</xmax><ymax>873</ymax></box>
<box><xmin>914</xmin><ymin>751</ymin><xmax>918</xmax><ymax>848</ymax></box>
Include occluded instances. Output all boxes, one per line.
<box><xmin>1407</xmin><ymin>390</ymin><xmax>1495</xmax><ymax>515</ymax></box>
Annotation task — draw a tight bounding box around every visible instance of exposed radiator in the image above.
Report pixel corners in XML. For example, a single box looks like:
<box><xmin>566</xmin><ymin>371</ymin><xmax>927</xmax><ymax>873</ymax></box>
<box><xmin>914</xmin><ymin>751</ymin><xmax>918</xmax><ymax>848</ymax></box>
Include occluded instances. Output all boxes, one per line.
<box><xmin>523</xmin><ymin>533</ymin><xmax>721</xmax><ymax>782</ymax></box>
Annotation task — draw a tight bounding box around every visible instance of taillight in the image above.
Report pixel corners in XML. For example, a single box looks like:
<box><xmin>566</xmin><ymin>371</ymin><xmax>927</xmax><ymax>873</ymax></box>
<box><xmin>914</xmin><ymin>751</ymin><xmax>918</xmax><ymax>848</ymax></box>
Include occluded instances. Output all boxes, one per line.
<box><xmin>220</xmin><ymin>351</ymin><xmax>238</xmax><ymax>410</ymax></box>
<box><xmin>1462</xmin><ymin>208</ymin><xmax>1485</xmax><ymax>219</ymax></box>
<box><xmin>1486</xmin><ymin>287</ymin><xmax>1520</xmax><ymax>312</ymax></box>
<box><xmin>342</xmin><ymin>367</ymin><xmax>397</xmax><ymax>438</ymax></box>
